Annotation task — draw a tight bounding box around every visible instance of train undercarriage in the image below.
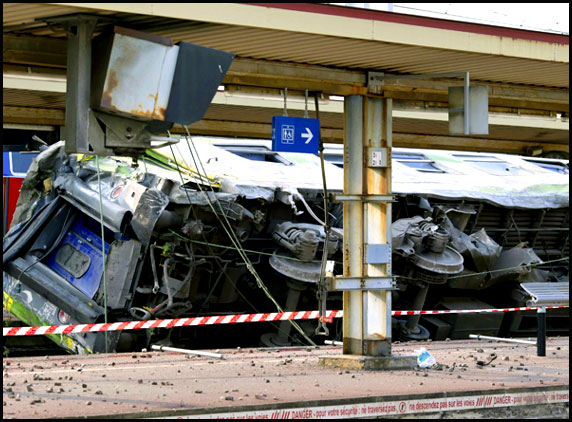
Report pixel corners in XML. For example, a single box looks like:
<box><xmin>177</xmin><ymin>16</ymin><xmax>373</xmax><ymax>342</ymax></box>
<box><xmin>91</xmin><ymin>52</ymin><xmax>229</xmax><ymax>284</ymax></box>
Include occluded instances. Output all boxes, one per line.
<box><xmin>3</xmin><ymin>140</ymin><xmax>569</xmax><ymax>354</ymax></box>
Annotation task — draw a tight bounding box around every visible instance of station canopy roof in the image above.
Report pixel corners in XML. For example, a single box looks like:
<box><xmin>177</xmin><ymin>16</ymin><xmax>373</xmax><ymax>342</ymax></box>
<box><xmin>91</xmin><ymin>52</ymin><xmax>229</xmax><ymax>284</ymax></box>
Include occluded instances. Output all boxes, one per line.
<box><xmin>3</xmin><ymin>3</ymin><xmax>569</xmax><ymax>156</ymax></box>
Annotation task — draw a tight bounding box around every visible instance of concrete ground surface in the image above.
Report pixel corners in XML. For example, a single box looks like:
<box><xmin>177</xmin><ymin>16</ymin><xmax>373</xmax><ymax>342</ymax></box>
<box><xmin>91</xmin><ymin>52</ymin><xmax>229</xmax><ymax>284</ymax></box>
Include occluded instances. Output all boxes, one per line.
<box><xmin>2</xmin><ymin>336</ymin><xmax>569</xmax><ymax>419</ymax></box>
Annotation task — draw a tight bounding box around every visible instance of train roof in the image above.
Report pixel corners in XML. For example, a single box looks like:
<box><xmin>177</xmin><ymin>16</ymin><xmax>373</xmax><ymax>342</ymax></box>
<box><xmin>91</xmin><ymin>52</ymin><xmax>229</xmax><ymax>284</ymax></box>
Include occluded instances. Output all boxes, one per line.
<box><xmin>151</xmin><ymin>138</ymin><xmax>569</xmax><ymax>210</ymax></box>
<box><xmin>21</xmin><ymin>139</ymin><xmax>569</xmax><ymax>211</ymax></box>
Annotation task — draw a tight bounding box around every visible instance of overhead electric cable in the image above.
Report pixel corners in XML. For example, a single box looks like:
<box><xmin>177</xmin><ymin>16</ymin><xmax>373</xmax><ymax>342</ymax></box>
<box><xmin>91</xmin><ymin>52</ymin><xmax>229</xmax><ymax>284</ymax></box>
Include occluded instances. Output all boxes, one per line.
<box><xmin>181</xmin><ymin>126</ymin><xmax>317</xmax><ymax>346</ymax></box>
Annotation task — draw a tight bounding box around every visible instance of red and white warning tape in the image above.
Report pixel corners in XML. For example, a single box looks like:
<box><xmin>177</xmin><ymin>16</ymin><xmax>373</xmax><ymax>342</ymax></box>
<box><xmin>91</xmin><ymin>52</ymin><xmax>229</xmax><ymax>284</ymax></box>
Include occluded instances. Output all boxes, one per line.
<box><xmin>391</xmin><ymin>305</ymin><xmax>568</xmax><ymax>316</ymax></box>
<box><xmin>2</xmin><ymin>306</ymin><xmax>567</xmax><ymax>336</ymax></box>
<box><xmin>3</xmin><ymin>310</ymin><xmax>339</xmax><ymax>337</ymax></box>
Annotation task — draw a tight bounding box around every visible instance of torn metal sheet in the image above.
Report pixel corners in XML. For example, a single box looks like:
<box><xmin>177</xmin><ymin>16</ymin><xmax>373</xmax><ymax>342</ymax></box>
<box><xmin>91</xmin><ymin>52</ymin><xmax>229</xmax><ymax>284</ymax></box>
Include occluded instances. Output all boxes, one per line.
<box><xmin>130</xmin><ymin>188</ymin><xmax>170</xmax><ymax>245</ymax></box>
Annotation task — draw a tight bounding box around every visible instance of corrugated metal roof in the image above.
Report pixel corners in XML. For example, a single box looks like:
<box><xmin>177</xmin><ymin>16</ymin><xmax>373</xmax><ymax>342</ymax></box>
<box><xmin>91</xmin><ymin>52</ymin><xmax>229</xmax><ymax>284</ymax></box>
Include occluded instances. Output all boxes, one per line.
<box><xmin>168</xmin><ymin>24</ymin><xmax>568</xmax><ymax>88</ymax></box>
<box><xmin>2</xmin><ymin>2</ymin><xmax>569</xmax><ymax>156</ymax></box>
<box><xmin>3</xmin><ymin>88</ymin><xmax>66</xmax><ymax>109</ymax></box>
<box><xmin>3</xmin><ymin>3</ymin><xmax>569</xmax><ymax>89</ymax></box>
<box><xmin>3</xmin><ymin>3</ymin><xmax>96</xmax><ymax>29</ymax></box>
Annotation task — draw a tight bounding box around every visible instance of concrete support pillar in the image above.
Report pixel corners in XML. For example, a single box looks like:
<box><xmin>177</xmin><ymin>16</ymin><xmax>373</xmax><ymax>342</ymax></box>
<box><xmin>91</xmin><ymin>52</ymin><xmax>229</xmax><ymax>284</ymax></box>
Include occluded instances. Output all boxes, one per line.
<box><xmin>343</xmin><ymin>95</ymin><xmax>393</xmax><ymax>356</ymax></box>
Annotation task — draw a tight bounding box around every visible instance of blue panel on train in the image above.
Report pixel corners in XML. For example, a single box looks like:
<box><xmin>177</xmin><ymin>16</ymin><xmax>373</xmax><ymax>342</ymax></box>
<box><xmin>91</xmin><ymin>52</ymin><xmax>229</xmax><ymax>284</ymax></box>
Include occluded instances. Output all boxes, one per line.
<box><xmin>45</xmin><ymin>216</ymin><xmax>110</xmax><ymax>299</ymax></box>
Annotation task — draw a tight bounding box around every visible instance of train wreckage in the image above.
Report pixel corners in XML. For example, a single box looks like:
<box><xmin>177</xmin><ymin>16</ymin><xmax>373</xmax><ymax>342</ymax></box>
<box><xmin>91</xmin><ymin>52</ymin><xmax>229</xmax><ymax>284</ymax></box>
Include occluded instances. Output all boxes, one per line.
<box><xmin>3</xmin><ymin>139</ymin><xmax>569</xmax><ymax>354</ymax></box>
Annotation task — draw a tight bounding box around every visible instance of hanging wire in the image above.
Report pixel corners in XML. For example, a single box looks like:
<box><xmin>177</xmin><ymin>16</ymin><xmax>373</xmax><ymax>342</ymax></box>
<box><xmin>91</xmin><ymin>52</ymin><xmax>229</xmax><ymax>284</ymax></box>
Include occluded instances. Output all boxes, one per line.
<box><xmin>95</xmin><ymin>156</ymin><xmax>109</xmax><ymax>353</ymax></box>
<box><xmin>182</xmin><ymin>126</ymin><xmax>316</xmax><ymax>346</ymax></box>
<box><xmin>509</xmin><ymin>212</ymin><xmax>522</xmax><ymax>244</ymax></box>
<box><xmin>282</xmin><ymin>87</ymin><xmax>288</xmax><ymax>117</ymax></box>
<box><xmin>169</xmin><ymin>230</ymin><xmax>327</xmax><ymax>263</ymax></box>
<box><xmin>314</xmin><ymin>91</ymin><xmax>331</xmax><ymax>336</ymax></box>
<box><xmin>297</xmin><ymin>193</ymin><xmax>326</xmax><ymax>226</ymax></box>
<box><xmin>164</xmin><ymin>132</ymin><xmax>258</xmax><ymax>322</ymax></box>
<box><xmin>142</xmin><ymin>155</ymin><xmax>149</xmax><ymax>176</ymax></box>
<box><xmin>162</xmin><ymin>131</ymin><xmax>312</xmax><ymax>343</ymax></box>
<box><xmin>394</xmin><ymin>256</ymin><xmax>569</xmax><ymax>282</ymax></box>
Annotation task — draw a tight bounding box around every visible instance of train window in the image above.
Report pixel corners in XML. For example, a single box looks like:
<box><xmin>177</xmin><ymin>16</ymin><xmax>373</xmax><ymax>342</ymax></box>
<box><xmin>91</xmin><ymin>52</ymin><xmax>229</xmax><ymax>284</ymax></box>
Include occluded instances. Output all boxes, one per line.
<box><xmin>524</xmin><ymin>159</ymin><xmax>569</xmax><ymax>174</ymax></box>
<box><xmin>392</xmin><ymin>152</ymin><xmax>445</xmax><ymax>173</ymax></box>
<box><xmin>322</xmin><ymin>153</ymin><xmax>343</xmax><ymax>168</ymax></box>
<box><xmin>453</xmin><ymin>154</ymin><xmax>529</xmax><ymax>175</ymax></box>
<box><xmin>217</xmin><ymin>146</ymin><xmax>292</xmax><ymax>165</ymax></box>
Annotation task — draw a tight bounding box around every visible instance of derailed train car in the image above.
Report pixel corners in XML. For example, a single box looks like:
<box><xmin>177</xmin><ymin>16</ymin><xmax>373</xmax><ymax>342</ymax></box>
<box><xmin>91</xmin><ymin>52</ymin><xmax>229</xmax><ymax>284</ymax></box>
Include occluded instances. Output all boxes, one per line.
<box><xmin>3</xmin><ymin>139</ymin><xmax>569</xmax><ymax>353</ymax></box>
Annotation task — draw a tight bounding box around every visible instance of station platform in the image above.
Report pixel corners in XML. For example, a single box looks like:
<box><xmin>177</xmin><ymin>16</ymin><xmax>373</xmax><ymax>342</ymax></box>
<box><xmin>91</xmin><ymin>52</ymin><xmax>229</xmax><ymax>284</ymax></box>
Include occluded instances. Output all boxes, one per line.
<box><xmin>2</xmin><ymin>337</ymin><xmax>569</xmax><ymax>419</ymax></box>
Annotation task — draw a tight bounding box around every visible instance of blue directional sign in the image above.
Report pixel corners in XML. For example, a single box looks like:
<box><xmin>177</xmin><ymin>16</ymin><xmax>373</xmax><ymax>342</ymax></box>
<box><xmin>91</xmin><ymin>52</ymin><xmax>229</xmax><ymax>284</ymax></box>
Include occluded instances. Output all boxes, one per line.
<box><xmin>272</xmin><ymin>116</ymin><xmax>319</xmax><ymax>154</ymax></box>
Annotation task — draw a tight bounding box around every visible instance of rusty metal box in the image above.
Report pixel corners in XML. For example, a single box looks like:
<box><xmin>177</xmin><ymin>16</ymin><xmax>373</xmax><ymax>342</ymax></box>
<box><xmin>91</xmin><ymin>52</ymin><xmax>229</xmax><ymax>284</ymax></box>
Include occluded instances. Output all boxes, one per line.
<box><xmin>91</xmin><ymin>27</ymin><xmax>179</xmax><ymax>122</ymax></box>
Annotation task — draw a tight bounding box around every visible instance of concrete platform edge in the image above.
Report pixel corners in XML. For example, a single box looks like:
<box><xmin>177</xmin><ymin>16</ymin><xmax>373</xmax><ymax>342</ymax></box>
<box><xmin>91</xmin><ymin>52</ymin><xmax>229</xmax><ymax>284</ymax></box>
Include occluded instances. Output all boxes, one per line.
<box><xmin>85</xmin><ymin>384</ymin><xmax>569</xmax><ymax>419</ymax></box>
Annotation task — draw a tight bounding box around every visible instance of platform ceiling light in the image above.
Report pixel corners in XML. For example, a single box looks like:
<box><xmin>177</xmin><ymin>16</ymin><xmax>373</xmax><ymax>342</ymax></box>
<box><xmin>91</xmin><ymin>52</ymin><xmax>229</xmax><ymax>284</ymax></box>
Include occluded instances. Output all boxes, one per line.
<box><xmin>224</xmin><ymin>85</ymin><xmax>329</xmax><ymax>105</ymax></box>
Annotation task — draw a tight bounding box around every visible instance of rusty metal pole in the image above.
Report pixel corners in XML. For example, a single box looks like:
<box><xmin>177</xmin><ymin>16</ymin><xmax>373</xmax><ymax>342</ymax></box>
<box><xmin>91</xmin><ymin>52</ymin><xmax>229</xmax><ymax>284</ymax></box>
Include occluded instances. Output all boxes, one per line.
<box><xmin>342</xmin><ymin>95</ymin><xmax>393</xmax><ymax>356</ymax></box>
<box><xmin>58</xmin><ymin>15</ymin><xmax>98</xmax><ymax>153</ymax></box>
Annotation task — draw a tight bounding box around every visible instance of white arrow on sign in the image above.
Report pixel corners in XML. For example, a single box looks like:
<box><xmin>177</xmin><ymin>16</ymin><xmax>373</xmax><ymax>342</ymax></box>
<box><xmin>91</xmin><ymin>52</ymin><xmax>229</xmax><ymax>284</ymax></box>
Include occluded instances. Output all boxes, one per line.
<box><xmin>301</xmin><ymin>127</ymin><xmax>314</xmax><ymax>144</ymax></box>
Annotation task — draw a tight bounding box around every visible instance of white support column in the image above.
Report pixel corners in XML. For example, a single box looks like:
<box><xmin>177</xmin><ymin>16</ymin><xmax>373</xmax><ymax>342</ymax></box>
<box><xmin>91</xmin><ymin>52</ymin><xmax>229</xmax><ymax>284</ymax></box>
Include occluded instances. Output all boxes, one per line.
<box><xmin>343</xmin><ymin>95</ymin><xmax>393</xmax><ymax>356</ymax></box>
<box><xmin>343</xmin><ymin>95</ymin><xmax>365</xmax><ymax>355</ymax></box>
